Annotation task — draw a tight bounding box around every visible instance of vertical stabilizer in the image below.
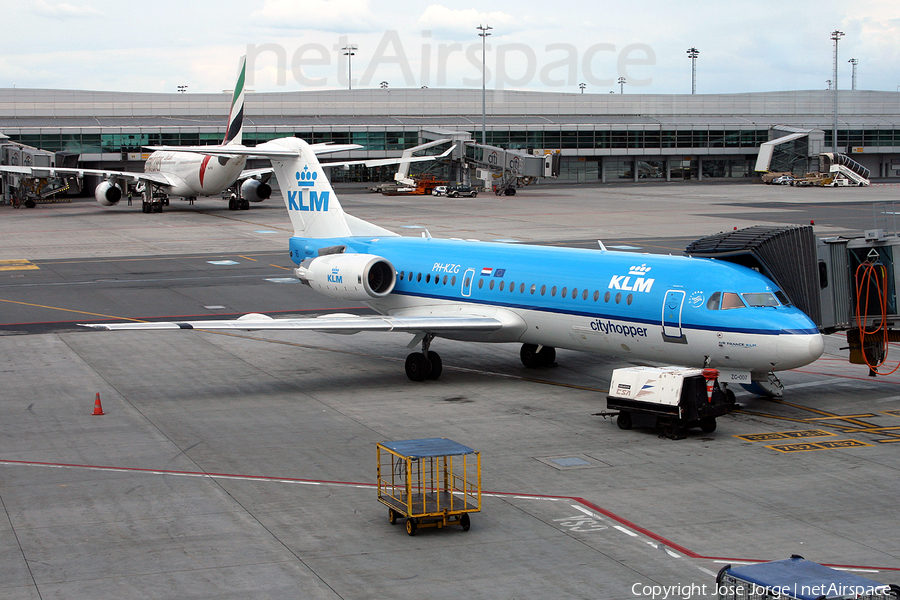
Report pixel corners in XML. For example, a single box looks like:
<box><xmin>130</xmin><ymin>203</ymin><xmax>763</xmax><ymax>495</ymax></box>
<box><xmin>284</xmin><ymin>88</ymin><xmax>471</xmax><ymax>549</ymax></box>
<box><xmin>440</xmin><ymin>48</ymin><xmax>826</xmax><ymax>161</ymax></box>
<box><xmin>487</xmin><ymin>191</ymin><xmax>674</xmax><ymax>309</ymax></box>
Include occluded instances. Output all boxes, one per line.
<box><xmin>259</xmin><ymin>138</ymin><xmax>353</xmax><ymax>239</ymax></box>
<box><xmin>223</xmin><ymin>55</ymin><xmax>245</xmax><ymax>146</ymax></box>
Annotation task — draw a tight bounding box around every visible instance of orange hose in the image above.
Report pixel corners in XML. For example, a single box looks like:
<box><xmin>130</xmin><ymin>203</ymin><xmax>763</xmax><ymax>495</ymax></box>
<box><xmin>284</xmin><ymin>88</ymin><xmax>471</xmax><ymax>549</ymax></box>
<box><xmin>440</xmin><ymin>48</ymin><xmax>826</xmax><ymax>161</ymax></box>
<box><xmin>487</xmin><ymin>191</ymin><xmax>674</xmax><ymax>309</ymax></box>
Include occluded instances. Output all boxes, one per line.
<box><xmin>854</xmin><ymin>261</ymin><xmax>900</xmax><ymax>375</ymax></box>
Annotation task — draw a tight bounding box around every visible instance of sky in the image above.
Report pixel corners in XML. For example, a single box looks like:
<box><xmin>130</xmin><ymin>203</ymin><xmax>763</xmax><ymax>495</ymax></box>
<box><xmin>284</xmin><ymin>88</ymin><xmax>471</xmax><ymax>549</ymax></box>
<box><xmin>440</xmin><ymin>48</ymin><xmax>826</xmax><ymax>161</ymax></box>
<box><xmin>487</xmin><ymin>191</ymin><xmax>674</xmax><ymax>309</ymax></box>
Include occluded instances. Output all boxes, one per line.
<box><xmin>0</xmin><ymin>0</ymin><xmax>898</xmax><ymax>96</ymax></box>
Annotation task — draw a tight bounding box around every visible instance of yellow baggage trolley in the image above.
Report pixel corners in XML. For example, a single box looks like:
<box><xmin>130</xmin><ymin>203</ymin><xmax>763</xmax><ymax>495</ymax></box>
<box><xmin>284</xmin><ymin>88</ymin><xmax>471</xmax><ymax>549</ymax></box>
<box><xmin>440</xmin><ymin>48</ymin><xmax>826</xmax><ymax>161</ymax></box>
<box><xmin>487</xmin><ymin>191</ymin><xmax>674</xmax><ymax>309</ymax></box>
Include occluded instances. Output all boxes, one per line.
<box><xmin>377</xmin><ymin>438</ymin><xmax>481</xmax><ymax>536</ymax></box>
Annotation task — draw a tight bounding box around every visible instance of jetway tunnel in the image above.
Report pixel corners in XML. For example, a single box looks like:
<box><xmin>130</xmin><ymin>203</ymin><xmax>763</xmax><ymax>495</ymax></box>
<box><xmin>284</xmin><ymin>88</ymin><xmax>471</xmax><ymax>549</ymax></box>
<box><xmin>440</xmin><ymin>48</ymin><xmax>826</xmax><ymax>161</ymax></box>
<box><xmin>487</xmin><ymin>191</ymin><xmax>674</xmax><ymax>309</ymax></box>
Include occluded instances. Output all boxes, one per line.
<box><xmin>686</xmin><ymin>225</ymin><xmax>900</xmax><ymax>374</ymax></box>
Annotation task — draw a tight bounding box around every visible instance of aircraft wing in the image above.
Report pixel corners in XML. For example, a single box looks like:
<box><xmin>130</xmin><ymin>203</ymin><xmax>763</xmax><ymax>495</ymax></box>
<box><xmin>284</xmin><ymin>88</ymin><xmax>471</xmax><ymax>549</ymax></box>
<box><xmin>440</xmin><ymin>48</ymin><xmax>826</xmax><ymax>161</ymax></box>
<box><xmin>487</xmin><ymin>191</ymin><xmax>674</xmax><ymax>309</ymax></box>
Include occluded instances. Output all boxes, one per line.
<box><xmin>0</xmin><ymin>165</ymin><xmax>173</xmax><ymax>187</ymax></box>
<box><xmin>144</xmin><ymin>142</ymin><xmax>455</xmax><ymax>167</ymax></box>
<box><xmin>80</xmin><ymin>313</ymin><xmax>504</xmax><ymax>334</ymax></box>
<box><xmin>238</xmin><ymin>167</ymin><xmax>274</xmax><ymax>180</ymax></box>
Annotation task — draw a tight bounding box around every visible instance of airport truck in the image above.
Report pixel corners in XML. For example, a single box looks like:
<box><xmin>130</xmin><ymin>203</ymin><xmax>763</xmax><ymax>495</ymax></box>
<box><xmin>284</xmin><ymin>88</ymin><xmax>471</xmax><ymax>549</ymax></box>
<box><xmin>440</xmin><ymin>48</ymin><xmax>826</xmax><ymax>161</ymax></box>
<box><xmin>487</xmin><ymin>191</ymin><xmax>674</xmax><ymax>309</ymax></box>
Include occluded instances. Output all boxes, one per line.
<box><xmin>716</xmin><ymin>556</ymin><xmax>899</xmax><ymax>600</ymax></box>
<box><xmin>606</xmin><ymin>366</ymin><xmax>735</xmax><ymax>438</ymax></box>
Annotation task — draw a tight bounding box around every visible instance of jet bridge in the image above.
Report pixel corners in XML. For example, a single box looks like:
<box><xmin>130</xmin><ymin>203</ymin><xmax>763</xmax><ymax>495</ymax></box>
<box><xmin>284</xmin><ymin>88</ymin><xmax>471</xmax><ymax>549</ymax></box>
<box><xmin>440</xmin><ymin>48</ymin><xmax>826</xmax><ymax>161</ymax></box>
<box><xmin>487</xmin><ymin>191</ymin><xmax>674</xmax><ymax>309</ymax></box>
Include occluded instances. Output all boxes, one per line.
<box><xmin>686</xmin><ymin>223</ymin><xmax>900</xmax><ymax>375</ymax></box>
<box><xmin>418</xmin><ymin>127</ymin><xmax>559</xmax><ymax>195</ymax></box>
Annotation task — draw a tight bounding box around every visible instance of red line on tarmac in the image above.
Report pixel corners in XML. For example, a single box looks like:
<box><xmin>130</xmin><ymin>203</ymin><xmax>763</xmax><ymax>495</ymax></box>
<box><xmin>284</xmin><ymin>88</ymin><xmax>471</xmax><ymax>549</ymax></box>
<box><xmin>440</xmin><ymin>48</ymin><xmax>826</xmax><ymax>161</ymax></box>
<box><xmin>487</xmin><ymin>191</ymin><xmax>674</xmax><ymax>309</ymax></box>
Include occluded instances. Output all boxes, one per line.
<box><xmin>3</xmin><ymin>459</ymin><xmax>898</xmax><ymax>572</ymax></box>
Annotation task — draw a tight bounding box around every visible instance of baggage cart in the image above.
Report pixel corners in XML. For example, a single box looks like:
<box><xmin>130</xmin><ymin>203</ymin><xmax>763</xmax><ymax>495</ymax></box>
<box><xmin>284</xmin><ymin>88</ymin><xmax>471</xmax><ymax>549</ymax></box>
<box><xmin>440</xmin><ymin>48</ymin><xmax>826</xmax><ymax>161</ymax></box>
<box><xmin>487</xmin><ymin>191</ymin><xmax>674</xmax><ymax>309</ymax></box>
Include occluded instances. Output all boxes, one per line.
<box><xmin>377</xmin><ymin>438</ymin><xmax>481</xmax><ymax>536</ymax></box>
<box><xmin>716</xmin><ymin>556</ymin><xmax>899</xmax><ymax>600</ymax></box>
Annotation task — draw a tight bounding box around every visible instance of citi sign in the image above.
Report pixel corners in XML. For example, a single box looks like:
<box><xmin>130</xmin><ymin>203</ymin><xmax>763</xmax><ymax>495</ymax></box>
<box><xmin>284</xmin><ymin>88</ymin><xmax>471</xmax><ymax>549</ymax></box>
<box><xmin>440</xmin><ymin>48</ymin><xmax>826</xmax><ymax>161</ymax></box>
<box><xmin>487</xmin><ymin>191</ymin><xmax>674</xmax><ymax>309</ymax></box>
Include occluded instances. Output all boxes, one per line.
<box><xmin>608</xmin><ymin>264</ymin><xmax>654</xmax><ymax>293</ymax></box>
<box><xmin>288</xmin><ymin>166</ymin><xmax>330</xmax><ymax>212</ymax></box>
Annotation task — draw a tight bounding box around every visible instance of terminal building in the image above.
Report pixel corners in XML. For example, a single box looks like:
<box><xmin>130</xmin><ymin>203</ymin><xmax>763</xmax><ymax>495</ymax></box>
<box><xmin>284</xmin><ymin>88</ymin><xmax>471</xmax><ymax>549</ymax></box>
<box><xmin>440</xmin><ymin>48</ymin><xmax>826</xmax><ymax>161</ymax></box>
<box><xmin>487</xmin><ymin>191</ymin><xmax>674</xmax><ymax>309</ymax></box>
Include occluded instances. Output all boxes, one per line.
<box><xmin>1</xmin><ymin>87</ymin><xmax>899</xmax><ymax>187</ymax></box>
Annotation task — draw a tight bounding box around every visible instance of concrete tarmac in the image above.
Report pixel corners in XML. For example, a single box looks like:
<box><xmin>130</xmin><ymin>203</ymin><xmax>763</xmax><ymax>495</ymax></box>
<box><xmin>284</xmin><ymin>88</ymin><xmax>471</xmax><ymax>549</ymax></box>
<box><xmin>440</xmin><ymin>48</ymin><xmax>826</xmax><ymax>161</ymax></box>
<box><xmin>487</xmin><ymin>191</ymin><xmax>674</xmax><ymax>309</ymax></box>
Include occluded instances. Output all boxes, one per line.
<box><xmin>2</xmin><ymin>182</ymin><xmax>900</xmax><ymax>600</ymax></box>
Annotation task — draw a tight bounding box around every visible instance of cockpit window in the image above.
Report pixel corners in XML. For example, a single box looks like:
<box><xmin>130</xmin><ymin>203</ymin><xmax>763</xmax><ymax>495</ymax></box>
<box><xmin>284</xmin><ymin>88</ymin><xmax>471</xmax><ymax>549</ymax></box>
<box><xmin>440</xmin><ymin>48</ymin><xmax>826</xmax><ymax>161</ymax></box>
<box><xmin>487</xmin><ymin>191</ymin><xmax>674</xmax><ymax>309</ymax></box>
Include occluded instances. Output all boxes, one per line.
<box><xmin>741</xmin><ymin>292</ymin><xmax>780</xmax><ymax>307</ymax></box>
<box><xmin>706</xmin><ymin>292</ymin><xmax>721</xmax><ymax>310</ymax></box>
<box><xmin>775</xmin><ymin>290</ymin><xmax>791</xmax><ymax>306</ymax></box>
<box><xmin>721</xmin><ymin>292</ymin><xmax>745</xmax><ymax>309</ymax></box>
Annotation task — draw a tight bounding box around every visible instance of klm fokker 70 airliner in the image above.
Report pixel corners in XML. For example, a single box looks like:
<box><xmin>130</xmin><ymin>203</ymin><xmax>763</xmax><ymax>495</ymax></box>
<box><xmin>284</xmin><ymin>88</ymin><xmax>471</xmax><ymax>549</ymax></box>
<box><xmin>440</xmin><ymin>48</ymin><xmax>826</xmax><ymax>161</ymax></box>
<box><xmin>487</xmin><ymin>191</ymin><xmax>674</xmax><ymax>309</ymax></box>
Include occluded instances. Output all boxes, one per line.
<box><xmin>83</xmin><ymin>137</ymin><xmax>824</xmax><ymax>397</ymax></box>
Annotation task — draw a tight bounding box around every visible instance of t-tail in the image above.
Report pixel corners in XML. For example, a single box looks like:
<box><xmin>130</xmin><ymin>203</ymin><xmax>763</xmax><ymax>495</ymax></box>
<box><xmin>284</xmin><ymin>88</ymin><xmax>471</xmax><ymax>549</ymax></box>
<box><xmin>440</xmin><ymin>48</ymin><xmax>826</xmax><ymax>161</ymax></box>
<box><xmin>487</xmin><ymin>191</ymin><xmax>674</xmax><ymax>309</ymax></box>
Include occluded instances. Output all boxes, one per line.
<box><xmin>264</xmin><ymin>138</ymin><xmax>354</xmax><ymax>239</ymax></box>
<box><xmin>222</xmin><ymin>55</ymin><xmax>245</xmax><ymax>146</ymax></box>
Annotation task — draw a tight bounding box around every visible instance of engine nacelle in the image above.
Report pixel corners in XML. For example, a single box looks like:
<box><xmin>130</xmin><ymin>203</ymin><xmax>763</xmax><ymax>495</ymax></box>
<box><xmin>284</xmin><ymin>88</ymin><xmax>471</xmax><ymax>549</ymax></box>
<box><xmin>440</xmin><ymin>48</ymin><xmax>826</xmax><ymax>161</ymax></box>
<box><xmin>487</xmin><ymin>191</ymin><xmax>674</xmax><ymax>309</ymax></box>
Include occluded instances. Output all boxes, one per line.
<box><xmin>240</xmin><ymin>179</ymin><xmax>271</xmax><ymax>203</ymax></box>
<box><xmin>94</xmin><ymin>181</ymin><xmax>122</xmax><ymax>206</ymax></box>
<box><xmin>295</xmin><ymin>253</ymin><xmax>395</xmax><ymax>301</ymax></box>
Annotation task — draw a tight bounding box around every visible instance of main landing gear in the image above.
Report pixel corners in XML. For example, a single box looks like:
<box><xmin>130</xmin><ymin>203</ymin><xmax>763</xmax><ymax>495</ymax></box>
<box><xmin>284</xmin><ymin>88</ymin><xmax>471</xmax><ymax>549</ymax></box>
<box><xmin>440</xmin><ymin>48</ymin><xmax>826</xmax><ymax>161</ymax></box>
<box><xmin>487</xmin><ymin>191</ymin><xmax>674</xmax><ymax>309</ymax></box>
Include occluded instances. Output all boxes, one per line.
<box><xmin>403</xmin><ymin>340</ymin><xmax>558</xmax><ymax>382</ymax></box>
<box><xmin>520</xmin><ymin>343</ymin><xmax>556</xmax><ymax>369</ymax></box>
<box><xmin>405</xmin><ymin>334</ymin><xmax>443</xmax><ymax>382</ymax></box>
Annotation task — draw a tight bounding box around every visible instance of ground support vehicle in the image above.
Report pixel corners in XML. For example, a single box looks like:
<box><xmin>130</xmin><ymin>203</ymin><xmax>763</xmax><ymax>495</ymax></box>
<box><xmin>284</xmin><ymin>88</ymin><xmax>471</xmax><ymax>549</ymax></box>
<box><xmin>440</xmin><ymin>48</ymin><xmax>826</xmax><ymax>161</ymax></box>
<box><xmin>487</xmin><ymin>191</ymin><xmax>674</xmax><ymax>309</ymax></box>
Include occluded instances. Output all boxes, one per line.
<box><xmin>447</xmin><ymin>184</ymin><xmax>477</xmax><ymax>198</ymax></box>
<box><xmin>377</xmin><ymin>438</ymin><xmax>481</xmax><ymax>536</ymax></box>
<box><xmin>606</xmin><ymin>366</ymin><xmax>735</xmax><ymax>439</ymax></box>
<box><xmin>716</xmin><ymin>556</ymin><xmax>899</xmax><ymax>600</ymax></box>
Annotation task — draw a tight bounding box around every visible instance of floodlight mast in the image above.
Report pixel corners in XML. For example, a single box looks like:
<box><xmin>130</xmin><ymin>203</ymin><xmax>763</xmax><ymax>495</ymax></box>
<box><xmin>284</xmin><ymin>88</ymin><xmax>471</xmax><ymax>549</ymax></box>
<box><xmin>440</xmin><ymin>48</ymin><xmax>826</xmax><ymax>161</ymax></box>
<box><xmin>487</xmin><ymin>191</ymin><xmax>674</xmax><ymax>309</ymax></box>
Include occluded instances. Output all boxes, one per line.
<box><xmin>686</xmin><ymin>47</ymin><xmax>699</xmax><ymax>94</ymax></box>
<box><xmin>831</xmin><ymin>30</ymin><xmax>844</xmax><ymax>153</ymax></box>
<box><xmin>477</xmin><ymin>24</ymin><xmax>492</xmax><ymax>145</ymax></box>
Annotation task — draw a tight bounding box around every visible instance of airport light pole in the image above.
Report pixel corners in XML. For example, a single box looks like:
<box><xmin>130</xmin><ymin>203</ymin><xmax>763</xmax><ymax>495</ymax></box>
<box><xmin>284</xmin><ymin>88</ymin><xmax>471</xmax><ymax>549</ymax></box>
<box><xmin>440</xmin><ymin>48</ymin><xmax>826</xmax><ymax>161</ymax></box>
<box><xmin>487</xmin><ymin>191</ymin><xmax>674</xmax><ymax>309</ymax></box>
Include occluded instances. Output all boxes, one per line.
<box><xmin>177</xmin><ymin>85</ymin><xmax>188</xmax><ymax>94</ymax></box>
<box><xmin>477</xmin><ymin>24</ymin><xmax>492</xmax><ymax>145</ymax></box>
<box><xmin>618</xmin><ymin>77</ymin><xmax>625</xmax><ymax>94</ymax></box>
<box><xmin>343</xmin><ymin>44</ymin><xmax>357</xmax><ymax>91</ymax></box>
<box><xmin>579</xmin><ymin>82</ymin><xmax>586</xmax><ymax>94</ymax></box>
<box><xmin>686</xmin><ymin>47</ymin><xmax>699</xmax><ymax>94</ymax></box>
<box><xmin>848</xmin><ymin>58</ymin><xmax>858</xmax><ymax>90</ymax></box>
<box><xmin>380</xmin><ymin>81</ymin><xmax>388</xmax><ymax>89</ymax></box>
<box><xmin>831</xmin><ymin>30</ymin><xmax>844</xmax><ymax>153</ymax></box>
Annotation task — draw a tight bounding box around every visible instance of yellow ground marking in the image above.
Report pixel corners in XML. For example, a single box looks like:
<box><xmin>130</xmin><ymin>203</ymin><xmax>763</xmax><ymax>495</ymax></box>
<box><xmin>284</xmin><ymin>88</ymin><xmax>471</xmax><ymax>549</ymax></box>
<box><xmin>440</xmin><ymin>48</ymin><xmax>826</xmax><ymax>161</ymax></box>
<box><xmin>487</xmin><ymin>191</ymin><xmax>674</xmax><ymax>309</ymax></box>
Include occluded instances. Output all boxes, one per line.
<box><xmin>0</xmin><ymin>298</ymin><xmax>148</xmax><ymax>323</ymax></box>
<box><xmin>766</xmin><ymin>439</ymin><xmax>872</xmax><ymax>453</ymax></box>
<box><xmin>734</xmin><ymin>430</ymin><xmax>834</xmax><ymax>442</ymax></box>
<box><xmin>238</xmin><ymin>255</ymin><xmax>257</xmax><ymax>261</ymax></box>
<box><xmin>0</xmin><ymin>259</ymin><xmax>40</xmax><ymax>272</ymax></box>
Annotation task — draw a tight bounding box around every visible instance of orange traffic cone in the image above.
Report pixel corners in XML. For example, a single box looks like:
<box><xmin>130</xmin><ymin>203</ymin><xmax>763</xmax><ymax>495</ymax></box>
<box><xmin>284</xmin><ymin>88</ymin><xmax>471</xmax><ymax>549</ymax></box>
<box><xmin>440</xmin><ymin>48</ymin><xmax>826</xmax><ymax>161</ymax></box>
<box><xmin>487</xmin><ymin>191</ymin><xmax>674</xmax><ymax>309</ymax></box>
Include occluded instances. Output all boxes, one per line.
<box><xmin>701</xmin><ymin>368</ymin><xmax>719</xmax><ymax>403</ymax></box>
<box><xmin>92</xmin><ymin>392</ymin><xmax>105</xmax><ymax>416</ymax></box>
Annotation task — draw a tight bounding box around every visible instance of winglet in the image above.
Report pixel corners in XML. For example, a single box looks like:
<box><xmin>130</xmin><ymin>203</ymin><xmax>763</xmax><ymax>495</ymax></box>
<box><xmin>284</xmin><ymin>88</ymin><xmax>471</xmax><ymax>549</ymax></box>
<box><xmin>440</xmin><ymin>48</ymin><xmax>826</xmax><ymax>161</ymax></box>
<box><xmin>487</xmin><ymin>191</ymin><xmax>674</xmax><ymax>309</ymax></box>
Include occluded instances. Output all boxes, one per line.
<box><xmin>223</xmin><ymin>55</ymin><xmax>246</xmax><ymax>146</ymax></box>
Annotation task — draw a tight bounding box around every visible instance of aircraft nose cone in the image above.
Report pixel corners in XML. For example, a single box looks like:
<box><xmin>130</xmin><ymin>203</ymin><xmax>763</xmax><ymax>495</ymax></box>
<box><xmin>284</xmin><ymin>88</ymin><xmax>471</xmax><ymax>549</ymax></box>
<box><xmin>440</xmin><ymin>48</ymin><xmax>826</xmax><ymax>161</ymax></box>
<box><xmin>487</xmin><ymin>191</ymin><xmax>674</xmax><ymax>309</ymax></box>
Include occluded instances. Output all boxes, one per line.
<box><xmin>776</xmin><ymin>332</ymin><xmax>825</xmax><ymax>369</ymax></box>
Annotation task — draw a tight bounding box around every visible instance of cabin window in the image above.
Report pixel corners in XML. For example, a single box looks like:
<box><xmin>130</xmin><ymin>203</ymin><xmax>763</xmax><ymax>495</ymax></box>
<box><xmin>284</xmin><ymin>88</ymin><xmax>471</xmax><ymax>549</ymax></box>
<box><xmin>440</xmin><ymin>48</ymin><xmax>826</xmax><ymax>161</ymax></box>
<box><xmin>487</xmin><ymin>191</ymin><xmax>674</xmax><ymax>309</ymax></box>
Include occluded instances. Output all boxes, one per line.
<box><xmin>451</xmin><ymin>276</ymin><xmax>457</xmax><ymax>286</ymax></box>
<box><xmin>604</xmin><ymin>291</ymin><xmax>611</xmax><ymax>302</ymax></box>
<box><xmin>561</xmin><ymin>287</ymin><xmax>567</xmax><ymax>297</ymax></box>
<box><xmin>540</xmin><ymin>285</ymin><xmax>547</xmax><ymax>296</ymax></box>
<box><xmin>583</xmin><ymin>289</ymin><xmax>589</xmax><ymax>300</ymax></box>
<box><xmin>742</xmin><ymin>292</ymin><xmax>779</xmax><ymax>307</ymax></box>
<box><xmin>593</xmin><ymin>290</ymin><xmax>599</xmax><ymax>301</ymax></box>
<box><xmin>626</xmin><ymin>294</ymin><xmax>633</xmax><ymax>305</ymax></box>
<box><xmin>521</xmin><ymin>283</ymin><xmax>526</xmax><ymax>293</ymax></box>
<box><xmin>442</xmin><ymin>275</ymin><xmax>448</xmax><ymax>285</ymax></box>
<box><xmin>398</xmin><ymin>271</ymin><xmax>404</xmax><ymax>281</ymax></box>
<box><xmin>707</xmin><ymin>292</ymin><xmax>720</xmax><ymax>310</ymax></box>
<box><xmin>417</xmin><ymin>273</ymin><xmax>422</xmax><ymax>283</ymax></box>
<box><xmin>426</xmin><ymin>274</ymin><xmax>431</xmax><ymax>283</ymax></box>
<box><xmin>615</xmin><ymin>292</ymin><xmax>622</xmax><ymax>304</ymax></box>
<box><xmin>478</xmin><ymin>279</ymin><xmax>484</xmax><ymax>289</ymax></box>
<box><xmin>435</xmin><ymin>276</ymin><xmax>440</xmax><ymax>286</ymax></box>
<box><xmin>489</xmin><ymin>280</ymin><xmax>495</xmax><ymax>290</ymax></box>
<box><xmin>499</xmin><ymin>281</ymin><xmax>505</xmax><ymax>291</ymax></box>
<box><xmin>571</xmin><ymin>288</ymin><xmax>578</xmax><ymax>299</ymax></box>
<box><xmin>530</xmin><ymin>284</ymin><xmax>536</xmax><ymax>294</ymax></box>
<box><xmin>551</xmin><ymin>286</ymin><xmax>557</xmax><ymax>297</ymax></box>
<box><xmin>721</xmin><ymin>292</ymin><xmax>745</xmax><ymax>309</ymax></box>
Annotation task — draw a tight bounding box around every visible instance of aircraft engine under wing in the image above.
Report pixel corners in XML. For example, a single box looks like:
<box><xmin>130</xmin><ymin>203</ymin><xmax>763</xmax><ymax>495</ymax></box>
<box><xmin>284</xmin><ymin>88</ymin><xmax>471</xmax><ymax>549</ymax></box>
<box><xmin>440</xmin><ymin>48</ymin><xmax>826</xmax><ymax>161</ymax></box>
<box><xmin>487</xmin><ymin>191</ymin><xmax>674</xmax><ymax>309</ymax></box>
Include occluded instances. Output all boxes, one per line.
<box><xmin>294</xmin><ymin>254</ymin><xmax>396</xmax><ymax>301</ymax></box>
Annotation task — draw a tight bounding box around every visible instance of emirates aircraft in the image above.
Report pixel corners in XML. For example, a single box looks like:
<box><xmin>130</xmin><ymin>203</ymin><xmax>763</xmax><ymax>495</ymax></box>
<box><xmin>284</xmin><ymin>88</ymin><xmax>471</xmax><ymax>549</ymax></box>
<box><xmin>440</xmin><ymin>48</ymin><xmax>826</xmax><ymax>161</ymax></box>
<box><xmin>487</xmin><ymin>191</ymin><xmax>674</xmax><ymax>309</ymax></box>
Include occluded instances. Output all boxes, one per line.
<box><xmin>0</xmin><ymin>56</ymin><xmax>359</xmax><ymax>213</ymax></box>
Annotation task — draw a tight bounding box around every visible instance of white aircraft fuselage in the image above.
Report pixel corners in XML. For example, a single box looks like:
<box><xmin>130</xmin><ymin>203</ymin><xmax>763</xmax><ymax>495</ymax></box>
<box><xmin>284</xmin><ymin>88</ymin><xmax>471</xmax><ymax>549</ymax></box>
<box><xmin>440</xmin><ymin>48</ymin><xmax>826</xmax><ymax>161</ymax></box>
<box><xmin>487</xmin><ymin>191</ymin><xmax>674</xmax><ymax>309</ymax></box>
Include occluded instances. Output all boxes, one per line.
<box><xmin>144</xmin><ymin>151</ymin><xmax>247</xmax><ymax>198</ymax></box>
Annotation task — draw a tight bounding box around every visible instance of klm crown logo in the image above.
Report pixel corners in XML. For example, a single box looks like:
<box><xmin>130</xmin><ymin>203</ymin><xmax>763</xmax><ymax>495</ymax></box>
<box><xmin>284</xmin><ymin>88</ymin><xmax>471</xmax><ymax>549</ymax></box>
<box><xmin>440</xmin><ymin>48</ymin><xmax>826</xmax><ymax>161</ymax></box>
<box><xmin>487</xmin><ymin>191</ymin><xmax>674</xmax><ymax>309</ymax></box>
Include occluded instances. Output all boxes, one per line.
<box><xmin>297</xmin><ymin>165</ymin><xmax>317</xmax><ymax>187</ymax></box>
<box><xmin>287</xmin><ymin>164</ymin><xmax>329</xmax><ymax>212</ymax></box>
<box><xmin>608</xmin><ymin>263</ymin><xmax>655</xmax><ymax>294</ymax></box>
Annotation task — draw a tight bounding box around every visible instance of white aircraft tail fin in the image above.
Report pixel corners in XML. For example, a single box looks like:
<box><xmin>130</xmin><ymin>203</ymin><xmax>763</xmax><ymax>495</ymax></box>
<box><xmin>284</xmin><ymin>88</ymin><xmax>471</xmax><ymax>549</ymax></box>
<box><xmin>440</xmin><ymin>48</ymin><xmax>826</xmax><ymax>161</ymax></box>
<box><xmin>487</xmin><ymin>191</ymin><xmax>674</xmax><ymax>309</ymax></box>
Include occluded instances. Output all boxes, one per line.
<box><xmin>261</xmin><ymin>138</ymin><xmax>354</xmax><ymax>239</ymax></box>
<box><xmin>223</xmin><ymin>55</ymin><xmax>245</xmax><ymax>146</ymax></box>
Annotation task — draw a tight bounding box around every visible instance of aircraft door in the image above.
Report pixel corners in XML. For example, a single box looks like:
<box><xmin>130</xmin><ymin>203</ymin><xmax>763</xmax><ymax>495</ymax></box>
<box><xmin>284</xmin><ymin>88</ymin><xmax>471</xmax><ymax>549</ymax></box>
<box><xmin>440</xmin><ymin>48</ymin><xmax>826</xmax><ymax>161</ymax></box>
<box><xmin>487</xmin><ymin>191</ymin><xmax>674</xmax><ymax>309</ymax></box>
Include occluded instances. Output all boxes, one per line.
<box><xmin>662</xmin><ymin>289</ymin><xmax>686</xmax><ymax>342</ymax></box>
<box><xmin>461</xmin><ymin>268</ymin><xmax>475</xmax><ymax>297</ymax></box>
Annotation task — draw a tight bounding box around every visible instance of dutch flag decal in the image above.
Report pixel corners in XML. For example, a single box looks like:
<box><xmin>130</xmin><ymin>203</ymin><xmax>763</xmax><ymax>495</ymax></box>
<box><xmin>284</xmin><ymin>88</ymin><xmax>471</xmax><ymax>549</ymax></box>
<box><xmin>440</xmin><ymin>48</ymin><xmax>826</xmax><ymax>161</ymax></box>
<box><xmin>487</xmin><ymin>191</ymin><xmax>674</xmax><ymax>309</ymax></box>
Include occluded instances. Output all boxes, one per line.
<box><xmin>481</xmin><ymin>267</ymin><xmax>493</xmax><ymax>276</ymax></box>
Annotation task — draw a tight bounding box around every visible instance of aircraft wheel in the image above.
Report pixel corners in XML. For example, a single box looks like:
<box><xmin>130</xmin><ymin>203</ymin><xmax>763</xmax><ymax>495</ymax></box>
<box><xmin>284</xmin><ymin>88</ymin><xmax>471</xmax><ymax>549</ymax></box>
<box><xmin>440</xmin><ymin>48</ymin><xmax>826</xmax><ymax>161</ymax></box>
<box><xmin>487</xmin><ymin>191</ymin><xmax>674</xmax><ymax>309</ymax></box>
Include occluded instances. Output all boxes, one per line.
<box><xmin>405</xmin><ymin>353</ymin><xmax>431</xmax><ymax>382</ymax></box>
<box><xmin>24</xmin><ymin>199</ymin><xmax>35</xmax><ymax>208</ymax></box>
<box><xmin>521</xmin><ymin>344</ymin><xmax>557</xmax><ymax>368</ymax></box>
<box><xmin>406</xmin><ymin>518</ymin><xmax>417</xmax><ymax>536</ymax></box>
<box><xmin>460</xmin><ymin>513</ymin><xmax>471</xmax><ymax>531</ymax></box>
<box><xmin>154</xmin><ymin>203</ymin><xmax>163</xmax><ymax>213</ymax></box>
<box><xmin>240</xmin><ymin>199</ymin><xmax>250</xmax><ymax>210</ymax></box>
<box><xmin>228</xmin><ymin>198</ymin><xmax>236</xmax><ymax>210</ymax></box>
<box><xmin>425</xmin><ymin>351</ymin><xmax>442</xmax><ymax>380</ymax></box>
<box><xmin>142</xmin><ymin>203</ymin><xmax>149</xmax><ymax>213</ymax></box>
<box><xmin>725</xmin><ymin>388</ymin><xmax>736</xmax><ymax>405</ymax></box>
<box><xmin>700</xmin><ymin>417</ymin><xmax>717</xmax><ymax>433</ymax></box>
<box><xmin>616</xmin><ymin>411</ymin><xmax>633</xmax><ymax>430</ymax></box>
